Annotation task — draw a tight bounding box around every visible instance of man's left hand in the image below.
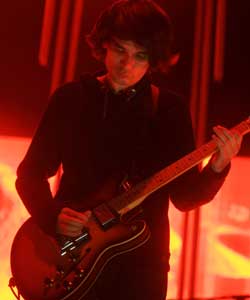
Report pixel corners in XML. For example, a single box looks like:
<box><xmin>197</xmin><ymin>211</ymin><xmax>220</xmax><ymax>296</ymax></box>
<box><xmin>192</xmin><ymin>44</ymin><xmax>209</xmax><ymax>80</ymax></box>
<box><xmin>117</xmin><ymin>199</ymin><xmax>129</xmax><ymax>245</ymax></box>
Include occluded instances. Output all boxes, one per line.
<box><xmin>211</xmin><ymin>125</ymin><xmax>242</xmax><ymax>173</ymax></box>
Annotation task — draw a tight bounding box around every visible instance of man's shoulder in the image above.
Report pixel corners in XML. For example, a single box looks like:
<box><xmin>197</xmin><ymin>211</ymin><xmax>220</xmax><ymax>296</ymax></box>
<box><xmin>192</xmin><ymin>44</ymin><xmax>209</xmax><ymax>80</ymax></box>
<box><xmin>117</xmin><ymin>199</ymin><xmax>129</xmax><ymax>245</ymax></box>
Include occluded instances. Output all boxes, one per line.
<box><xmin>50</xmin><ymin>74</ymin><xmax>98</xmax><ymax>107</ymax></box>
<box><xmin>157</xmin><ymin>87</ymin><xmax>187</xmax><ymax>111</ymax></box>
<box><xmin>52</xmin><ymin>80</ymin><xmax>84</xmax><ymax>100</ymax></box>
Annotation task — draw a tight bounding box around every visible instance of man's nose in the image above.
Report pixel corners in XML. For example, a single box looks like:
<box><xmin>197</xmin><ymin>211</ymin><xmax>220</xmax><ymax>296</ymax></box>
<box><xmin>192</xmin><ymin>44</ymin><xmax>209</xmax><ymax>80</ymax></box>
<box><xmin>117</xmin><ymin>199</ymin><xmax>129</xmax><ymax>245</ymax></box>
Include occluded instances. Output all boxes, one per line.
<box><xmin>120</xmin><ymin>54</ymin><xmax>135</xmax><ymax>69</ymax></box>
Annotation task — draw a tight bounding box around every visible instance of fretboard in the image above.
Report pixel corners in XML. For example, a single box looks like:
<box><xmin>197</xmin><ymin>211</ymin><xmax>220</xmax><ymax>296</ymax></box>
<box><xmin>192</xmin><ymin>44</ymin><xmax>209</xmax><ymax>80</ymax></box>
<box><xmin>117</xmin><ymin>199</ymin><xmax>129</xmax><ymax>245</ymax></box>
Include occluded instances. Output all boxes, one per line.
<box><xmin>108</xmin><ymin>118</ymin><xmax>250</xmax><ymax>214</ymax></box>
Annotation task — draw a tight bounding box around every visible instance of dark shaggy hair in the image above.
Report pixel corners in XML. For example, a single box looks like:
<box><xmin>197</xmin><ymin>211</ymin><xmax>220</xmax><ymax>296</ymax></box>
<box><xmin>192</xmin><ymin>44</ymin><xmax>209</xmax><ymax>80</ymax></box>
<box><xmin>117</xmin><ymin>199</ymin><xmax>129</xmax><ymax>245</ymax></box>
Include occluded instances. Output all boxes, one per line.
<box><xmin>86</xmin><ymin>0</ymin><xmax>173</xmax><ymax>73</ymax></box>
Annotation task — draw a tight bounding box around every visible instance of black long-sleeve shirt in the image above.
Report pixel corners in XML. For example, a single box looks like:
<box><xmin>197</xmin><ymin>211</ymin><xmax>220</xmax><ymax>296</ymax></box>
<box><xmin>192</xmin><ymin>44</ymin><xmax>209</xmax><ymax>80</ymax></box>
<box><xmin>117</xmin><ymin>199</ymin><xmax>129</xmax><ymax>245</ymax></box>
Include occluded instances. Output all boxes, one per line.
<box><xmin>16</xmin><ymin>73</ymin><xmax>229</xmax><ymax>268</ymax></box>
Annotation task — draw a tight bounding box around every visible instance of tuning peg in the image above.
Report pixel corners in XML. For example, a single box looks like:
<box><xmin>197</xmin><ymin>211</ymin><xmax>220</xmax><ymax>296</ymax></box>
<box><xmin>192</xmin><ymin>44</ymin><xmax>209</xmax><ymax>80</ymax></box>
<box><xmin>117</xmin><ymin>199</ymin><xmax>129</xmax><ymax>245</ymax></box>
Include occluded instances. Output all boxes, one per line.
<box><xmin>74</xmin><ymin>268</ymin><xmax>85</xmax><ymax>278</ymax></box>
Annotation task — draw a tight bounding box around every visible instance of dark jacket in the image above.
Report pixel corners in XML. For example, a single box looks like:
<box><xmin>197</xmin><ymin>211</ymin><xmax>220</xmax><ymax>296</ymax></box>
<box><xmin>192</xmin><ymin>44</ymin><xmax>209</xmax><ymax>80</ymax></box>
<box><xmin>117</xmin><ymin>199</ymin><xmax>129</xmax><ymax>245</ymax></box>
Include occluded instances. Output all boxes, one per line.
<box><xmin>15</xmin><ymin>73</ymin><xmax>229</xmax><ymax>269</ymax></box>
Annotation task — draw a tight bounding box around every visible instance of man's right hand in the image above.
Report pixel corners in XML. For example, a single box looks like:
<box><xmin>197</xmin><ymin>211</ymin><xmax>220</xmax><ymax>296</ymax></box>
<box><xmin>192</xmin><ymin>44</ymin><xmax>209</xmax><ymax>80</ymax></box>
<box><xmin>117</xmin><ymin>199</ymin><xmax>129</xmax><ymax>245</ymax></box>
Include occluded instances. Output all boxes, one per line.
<box><xmin>56</xmin><ymin>207</ymin><xmax>92</xmax><ymax>237</ymax></box>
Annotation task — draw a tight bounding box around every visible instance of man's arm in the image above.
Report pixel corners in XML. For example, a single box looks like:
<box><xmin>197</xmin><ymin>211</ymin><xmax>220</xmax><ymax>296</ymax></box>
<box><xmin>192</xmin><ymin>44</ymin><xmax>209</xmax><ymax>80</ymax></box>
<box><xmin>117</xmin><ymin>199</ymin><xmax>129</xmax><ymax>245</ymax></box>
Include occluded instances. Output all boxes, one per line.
<box><xmin>170</xmin><ymin>124</ymin><xmax>242</xmax><ymax>211</ymax></box>
<box><xmin>16</xmin><ymin>88</ymin><xmax>65</xmax><ymax>235</ymax></box>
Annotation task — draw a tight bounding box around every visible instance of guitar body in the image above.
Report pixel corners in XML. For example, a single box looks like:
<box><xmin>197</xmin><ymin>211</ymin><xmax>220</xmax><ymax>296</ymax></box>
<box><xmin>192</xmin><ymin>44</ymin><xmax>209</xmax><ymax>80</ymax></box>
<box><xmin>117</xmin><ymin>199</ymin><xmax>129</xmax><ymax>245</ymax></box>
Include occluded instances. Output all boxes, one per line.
<box><xmin>11</xmin><ymin>216</ymin><xmax>150</xmax><ymax>300</ymax></box>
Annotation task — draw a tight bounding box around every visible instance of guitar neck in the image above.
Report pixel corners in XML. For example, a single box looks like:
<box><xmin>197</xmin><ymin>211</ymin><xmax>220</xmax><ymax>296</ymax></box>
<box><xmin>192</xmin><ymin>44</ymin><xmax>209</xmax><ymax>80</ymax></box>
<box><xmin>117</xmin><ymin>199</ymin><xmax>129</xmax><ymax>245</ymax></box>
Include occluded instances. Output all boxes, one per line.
<box><xmin>108</xmin><ymin>118</ymin><xmax>250</xmax><ymax>215</ymax></box>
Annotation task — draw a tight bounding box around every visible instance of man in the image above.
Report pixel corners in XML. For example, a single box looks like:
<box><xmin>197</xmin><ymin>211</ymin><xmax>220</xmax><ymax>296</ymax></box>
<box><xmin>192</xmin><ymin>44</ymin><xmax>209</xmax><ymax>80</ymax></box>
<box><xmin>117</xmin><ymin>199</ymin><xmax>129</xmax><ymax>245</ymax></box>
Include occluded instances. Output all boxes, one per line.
<box><xmin>15</xmin><ymin>0</ymin><xmax>242</xmax><ymax>299</ymax></box>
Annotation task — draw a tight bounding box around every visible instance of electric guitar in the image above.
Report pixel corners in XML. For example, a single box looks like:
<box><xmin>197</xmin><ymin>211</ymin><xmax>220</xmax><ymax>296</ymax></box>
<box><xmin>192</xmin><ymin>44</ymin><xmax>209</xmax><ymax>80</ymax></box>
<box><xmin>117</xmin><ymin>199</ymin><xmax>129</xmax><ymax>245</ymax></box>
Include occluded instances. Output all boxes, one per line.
<box><xmin>10</xmin><ymin>118</ymin><xmax>250</xmax><ymax>300</ymax></box>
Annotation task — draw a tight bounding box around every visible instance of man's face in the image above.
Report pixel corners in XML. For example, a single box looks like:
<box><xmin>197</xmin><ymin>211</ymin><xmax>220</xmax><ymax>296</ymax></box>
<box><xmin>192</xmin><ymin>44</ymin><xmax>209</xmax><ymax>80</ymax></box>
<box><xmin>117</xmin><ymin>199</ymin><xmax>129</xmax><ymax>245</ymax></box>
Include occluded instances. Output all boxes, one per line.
<box><xmin>103</xmin><ymin>37</ymin><xmax>150</xmax><ymax>91</ymax></box>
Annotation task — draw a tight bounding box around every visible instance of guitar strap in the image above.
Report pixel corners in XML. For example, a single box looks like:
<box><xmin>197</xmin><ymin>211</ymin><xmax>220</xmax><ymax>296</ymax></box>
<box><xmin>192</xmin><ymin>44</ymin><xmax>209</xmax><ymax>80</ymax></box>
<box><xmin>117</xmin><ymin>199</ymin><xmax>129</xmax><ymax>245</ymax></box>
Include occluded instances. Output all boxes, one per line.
<box><xmin>150</xmin><ymin>84</ymin><xmax>159</xmax><ymax>115</ymax></box>
<box><xmin>79</xmin><ymin>74</ymin><xmax>160</xmax><ymax>197</ymax></box>
<box><xmin>119</xmin><ymin>84</ymin><xmax>159</xmax><ymax>193</ymax></box>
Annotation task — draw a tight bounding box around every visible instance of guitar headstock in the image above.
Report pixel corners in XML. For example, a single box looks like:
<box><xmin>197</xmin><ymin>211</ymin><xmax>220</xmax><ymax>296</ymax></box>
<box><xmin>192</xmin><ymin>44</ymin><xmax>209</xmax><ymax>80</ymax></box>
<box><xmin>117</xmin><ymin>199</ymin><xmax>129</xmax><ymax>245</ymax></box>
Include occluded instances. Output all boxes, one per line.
<box><xmin>244</xmin><ymin>116</ymin><xmax>250</xmax><ymax>131</ymax></box>
<box><xmin>231</xmin><ymin>117</ymin><xmax>250</xmax><ymax>136</ymax></box>
<box><xmin>246</xmin><ymin>116</ymin><xmax>250</xmax><ymax>128</ymax></box>
<box><xmin>242</xmin><ymin>116</ymin><xmax>250</xmax><ymax>134</ymax></box>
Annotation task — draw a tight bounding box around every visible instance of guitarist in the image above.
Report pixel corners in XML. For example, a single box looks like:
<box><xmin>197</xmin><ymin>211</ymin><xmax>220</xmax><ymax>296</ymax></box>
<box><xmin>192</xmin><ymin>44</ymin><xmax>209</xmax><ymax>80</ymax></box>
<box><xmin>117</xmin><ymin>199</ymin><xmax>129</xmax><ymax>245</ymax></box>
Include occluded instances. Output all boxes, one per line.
<box><xmin>15</xmin><ymin>0</ymin><xmax>242</xmax><ymax>299</ymax></box>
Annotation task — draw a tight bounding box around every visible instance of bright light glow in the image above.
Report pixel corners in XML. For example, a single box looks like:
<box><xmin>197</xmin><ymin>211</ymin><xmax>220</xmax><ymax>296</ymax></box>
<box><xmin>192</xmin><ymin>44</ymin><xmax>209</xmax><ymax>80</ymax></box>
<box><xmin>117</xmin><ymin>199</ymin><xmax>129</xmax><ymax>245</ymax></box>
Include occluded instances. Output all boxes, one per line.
<box><xmin>0</xmin><ymin>136</ymin><xmax>30</xmax><ymax>300</ymax></box>
<box><xmin>198</xmin><ymin>156</ymin><xmax>250</xmax><ymax>295</ymax></box>
<box><xmin>208</xmin><ymin>225</ymin><xmax>250</xmax><ymax>278</ymax></box>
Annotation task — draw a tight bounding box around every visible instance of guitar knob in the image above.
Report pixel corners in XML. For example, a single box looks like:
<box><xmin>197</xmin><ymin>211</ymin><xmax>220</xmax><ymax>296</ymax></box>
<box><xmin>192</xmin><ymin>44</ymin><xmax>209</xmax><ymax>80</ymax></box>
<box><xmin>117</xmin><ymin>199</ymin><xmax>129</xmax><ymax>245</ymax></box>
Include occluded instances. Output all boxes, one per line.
<box><xmin>131</xmin><ymin>225</ymin><xmax>137</xmax><ymax>231</ymax></box>
<box><xmin>56</xmin><ymin>265</ymin><xmax>65</xmax><ymax>277</ymax></box>
<box><xmin>63</xmin><ymin>280</ymin><xmax>73</xmax><ymax>291</ymax></box>
<box><xmin>75</xmin><ymin>268</ymin><xmax>85</xmax><ymax>278</ymax></box>
<box><xmin>68</xmin><ymin>253</ymin><xmax>78</xmax><ymax>263</ymax></box>
<box><xmin>44</xmin><ymin>277</ymin><xmax>55</xmax><ymax>288</ymax></box>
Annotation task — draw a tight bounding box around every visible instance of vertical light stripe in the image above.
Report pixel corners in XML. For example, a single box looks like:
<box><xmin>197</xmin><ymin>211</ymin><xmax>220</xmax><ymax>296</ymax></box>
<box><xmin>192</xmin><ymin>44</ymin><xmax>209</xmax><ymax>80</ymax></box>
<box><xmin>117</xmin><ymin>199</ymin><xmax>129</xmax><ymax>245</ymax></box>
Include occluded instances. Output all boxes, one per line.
<box><xmin>178</xmin><ymin>210</ymin><xmax>192</xmax><ymax>299</ymax></box>
<box><xmin>179</xmin><ymin>0</ymin><xmax>216</xmax><ymax>299</ymax></box>
<box><xmin>190</xmin><ymin>1</ymin><xmax>215</xmax><ymax>297</ymax></box>
<box><xmin>178</xmin><ymin>2</ymin><xmax>205</xmax><ymax>300</ymax></box>
<box><xmin>213</xmin><ymin>0</ymin><xmax>227</xmax><ymax>82</ymax></box>
<box><xmin>65</xmin><ymin>0</ymin><xmax>85</xmax><ymax>82</ymax></box>
<box><xmin>38</xmin><ymin>0</ymin><xmax>57</xmax><ymax>67</ymax></box>
<box><xmin>50</xmin><ymin>0</ymin><xmax>71</xmax><ymax>94</ymax></box>
<box><xmin>191</xmin><ymin>0</ymin><xmax>214</xmax><ymax>297</ymax></box>
<box><xmin>197</xmin><ymin>0</ymin><xmax>214</xmax><ymax>145</ymax></box>
<box><xmin>190</xmin><ymin>0</ymin><xmax>204</xmax><ymax>134</ymax></box>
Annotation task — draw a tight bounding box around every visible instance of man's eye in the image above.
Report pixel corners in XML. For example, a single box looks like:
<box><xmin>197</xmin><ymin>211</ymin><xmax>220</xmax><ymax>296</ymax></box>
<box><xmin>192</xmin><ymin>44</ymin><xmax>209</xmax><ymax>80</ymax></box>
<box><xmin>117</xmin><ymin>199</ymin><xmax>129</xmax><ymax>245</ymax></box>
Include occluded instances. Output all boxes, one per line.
<box><xmin>136</xmin><ymin>53</ymin><xmax>148</xmax><ymax>61</ymax></box>
<box><xmin>115</xmin><ymin>46</ymin><xmax>125</xmax><ymax>53</ymax></box>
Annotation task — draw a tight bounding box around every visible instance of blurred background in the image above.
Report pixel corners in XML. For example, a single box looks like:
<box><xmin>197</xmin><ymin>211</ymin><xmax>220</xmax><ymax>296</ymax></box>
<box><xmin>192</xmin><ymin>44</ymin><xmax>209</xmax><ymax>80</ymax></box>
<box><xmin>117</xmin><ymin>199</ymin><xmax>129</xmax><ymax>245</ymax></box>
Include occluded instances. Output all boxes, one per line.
<box><xmin>0</xmin><ymin>0</ymin><xmax>250</xmax><ymax>299</ymax></box>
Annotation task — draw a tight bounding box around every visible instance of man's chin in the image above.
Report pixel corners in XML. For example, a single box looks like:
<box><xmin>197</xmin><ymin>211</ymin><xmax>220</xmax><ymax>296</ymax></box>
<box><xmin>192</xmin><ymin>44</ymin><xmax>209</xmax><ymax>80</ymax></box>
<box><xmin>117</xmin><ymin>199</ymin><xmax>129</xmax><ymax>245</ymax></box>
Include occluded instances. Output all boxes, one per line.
<box><xmin>116</xmin><ymin>77</ymin><xmax>135</xmax><ymax>87</ymax></box>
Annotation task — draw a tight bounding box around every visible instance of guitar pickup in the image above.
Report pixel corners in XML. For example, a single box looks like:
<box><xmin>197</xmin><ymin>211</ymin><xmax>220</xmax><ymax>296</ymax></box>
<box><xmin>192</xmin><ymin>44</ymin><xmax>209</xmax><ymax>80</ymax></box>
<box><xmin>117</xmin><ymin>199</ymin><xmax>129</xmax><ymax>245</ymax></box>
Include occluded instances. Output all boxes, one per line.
<box><xmin>92</xmin><ymin>203</ymin><xmax>117</xmax><ymax>230</ymax></box>
<box><xmin>60</xmin><ymin>230</ymin><xmax>89</xmax><ymax>256</ymax></box>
